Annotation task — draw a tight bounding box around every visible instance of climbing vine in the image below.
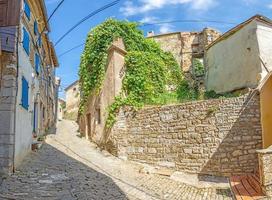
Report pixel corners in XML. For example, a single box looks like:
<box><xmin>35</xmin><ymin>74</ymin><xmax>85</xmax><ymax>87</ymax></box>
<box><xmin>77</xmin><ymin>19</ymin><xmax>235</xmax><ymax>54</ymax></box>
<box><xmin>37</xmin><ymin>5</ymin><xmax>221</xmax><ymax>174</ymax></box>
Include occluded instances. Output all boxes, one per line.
<box><xmin>79</xmin><ymin>19</ymin><xmax>189</xmax><ymax>127</ymax></box>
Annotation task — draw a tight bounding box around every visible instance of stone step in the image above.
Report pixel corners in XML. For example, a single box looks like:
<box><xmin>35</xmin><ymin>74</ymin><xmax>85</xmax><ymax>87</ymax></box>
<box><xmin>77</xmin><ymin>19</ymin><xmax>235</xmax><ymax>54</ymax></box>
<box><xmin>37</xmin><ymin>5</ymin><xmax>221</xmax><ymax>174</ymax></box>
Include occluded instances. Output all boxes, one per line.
<box><xmin>230</xmin><ymin>174</ymin><xmax>266</xmax><ymax>200</ymax></box>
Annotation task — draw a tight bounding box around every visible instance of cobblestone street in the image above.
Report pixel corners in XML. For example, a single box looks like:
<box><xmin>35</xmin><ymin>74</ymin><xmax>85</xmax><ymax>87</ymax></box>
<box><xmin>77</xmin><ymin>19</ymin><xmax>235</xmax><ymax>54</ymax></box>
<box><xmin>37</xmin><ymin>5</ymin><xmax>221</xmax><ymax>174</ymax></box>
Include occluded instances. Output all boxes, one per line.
<box><xmin>0</xmin><ymin>120</ymin><xmax>233</xmax><ymax>200</ymax></box>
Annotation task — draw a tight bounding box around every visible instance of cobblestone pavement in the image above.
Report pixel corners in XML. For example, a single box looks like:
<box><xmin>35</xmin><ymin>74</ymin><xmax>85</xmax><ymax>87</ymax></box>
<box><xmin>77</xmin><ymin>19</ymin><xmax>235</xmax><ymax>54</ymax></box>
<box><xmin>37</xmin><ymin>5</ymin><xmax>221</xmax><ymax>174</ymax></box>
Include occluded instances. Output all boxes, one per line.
<box><xmin>0</xmin><ymin>120</ymin><xmax>234</xmax><ymax>200</ymax></box>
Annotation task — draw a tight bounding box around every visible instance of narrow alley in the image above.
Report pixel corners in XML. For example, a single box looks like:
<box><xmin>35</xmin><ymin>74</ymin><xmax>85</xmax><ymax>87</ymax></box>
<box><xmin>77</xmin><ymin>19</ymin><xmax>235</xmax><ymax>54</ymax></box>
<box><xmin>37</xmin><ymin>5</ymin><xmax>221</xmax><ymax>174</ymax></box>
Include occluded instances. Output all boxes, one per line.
<box><xmin>0</xmin><ymin>120</ymin><xmax>233</xmax><ymax>200</ymax></box>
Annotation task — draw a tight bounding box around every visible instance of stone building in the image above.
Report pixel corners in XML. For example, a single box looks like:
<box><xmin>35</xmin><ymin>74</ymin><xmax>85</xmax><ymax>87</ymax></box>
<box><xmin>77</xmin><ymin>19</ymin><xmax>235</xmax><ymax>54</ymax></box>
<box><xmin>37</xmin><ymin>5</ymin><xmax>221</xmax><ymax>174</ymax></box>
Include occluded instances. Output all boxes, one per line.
<box><xmin>148</xmin><ymin>28</ymin><xmax>221</xmax><ymax>82</ymax></box>
<box><xmin>0</xmin><ymin>0</ymin><xmax>59</xmax><ymax>174</ymax></box>
<box><xmin>79</xmin><ymin>38</ymin><xmax>126</xmax><ymax>143</ymax></box>
<box><xmin>64</xmin><ymin>80</ymin><xmax>80</xmax><ymax>121</ymax></box>
<box><xmin>206</xmin><ymin>15</ymin><xmax>272</xmax><ymax>94</ymax></box>
<box><xmin>57</xmin><ymin>98</ymin><xmax>65</xmax><ymax>121</ymax></box>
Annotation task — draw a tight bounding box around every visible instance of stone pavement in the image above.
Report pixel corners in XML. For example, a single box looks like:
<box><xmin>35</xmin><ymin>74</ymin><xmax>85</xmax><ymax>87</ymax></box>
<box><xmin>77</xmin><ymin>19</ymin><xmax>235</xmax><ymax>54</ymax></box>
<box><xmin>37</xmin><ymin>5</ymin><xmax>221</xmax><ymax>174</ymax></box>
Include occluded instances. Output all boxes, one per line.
<box><xmin>0</xmin><ymin>120</ymin><xmax>234</xmax><ymax>200</ymax></box>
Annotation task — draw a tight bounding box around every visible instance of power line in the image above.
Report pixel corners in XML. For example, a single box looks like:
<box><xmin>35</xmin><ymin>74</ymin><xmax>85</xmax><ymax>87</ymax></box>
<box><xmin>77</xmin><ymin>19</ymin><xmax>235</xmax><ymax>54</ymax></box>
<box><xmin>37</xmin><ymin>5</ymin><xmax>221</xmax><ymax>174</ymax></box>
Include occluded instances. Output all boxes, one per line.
<box><xmin>140</xmin><ymin>19</ymin><xmax>237</xmax><ymax>27</ymax></box>
<box><xmin>58</xmin><ymin>42</ymin><xmax>85</xmax><ymax>58</ymax></box>
<box><xmin>54</xmin><ymin>0</ymin><xmax>121</xmax><ymax>47</ymax></box>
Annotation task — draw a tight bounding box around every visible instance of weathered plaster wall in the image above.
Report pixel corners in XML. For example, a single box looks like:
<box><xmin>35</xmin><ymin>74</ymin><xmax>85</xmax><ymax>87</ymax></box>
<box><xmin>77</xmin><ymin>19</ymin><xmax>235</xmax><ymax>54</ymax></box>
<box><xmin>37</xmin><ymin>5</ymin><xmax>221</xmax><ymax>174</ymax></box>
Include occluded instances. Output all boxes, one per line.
<box><xmin>109</xmin><ymin>94</ymin><xmax>262</xmax><ymax>177</ymax></box>
<box><xmin>14</xmin><ymin>29</ymin><xmax>39</xmax><ymax>167</ymax></box>
<box><xmin>256</xmin><ymin>21</ymin><xmax>272</xmax><ymax>78</ymax></box>
<box><xmin>260</xmin><ymin>76</ymin><xmax>272</xmax><ymax>148</ymax></box>
<box><xmin>205</xmin><ymin>20</ymin><xmax>262</xmax><ymax>93</ymax></box>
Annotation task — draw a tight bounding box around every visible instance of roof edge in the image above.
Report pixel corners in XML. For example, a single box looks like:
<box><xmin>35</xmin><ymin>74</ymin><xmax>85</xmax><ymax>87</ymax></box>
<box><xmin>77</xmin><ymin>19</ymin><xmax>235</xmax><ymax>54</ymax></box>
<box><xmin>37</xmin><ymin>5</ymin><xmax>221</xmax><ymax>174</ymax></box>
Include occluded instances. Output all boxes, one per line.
<box><xmin>206</xmin><ymin>14</ymin><xmax>272</xmax><ymax>50</ymax></box>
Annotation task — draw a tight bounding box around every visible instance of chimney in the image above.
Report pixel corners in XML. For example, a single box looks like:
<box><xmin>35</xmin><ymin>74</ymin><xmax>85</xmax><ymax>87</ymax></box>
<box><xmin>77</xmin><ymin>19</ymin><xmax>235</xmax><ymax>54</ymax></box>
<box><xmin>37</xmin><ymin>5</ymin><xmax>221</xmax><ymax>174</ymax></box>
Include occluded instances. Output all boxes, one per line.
<box><xmin>147</xmin><ymin>31</ymin><xmax>155</xmax><ymax>37</ymax></box>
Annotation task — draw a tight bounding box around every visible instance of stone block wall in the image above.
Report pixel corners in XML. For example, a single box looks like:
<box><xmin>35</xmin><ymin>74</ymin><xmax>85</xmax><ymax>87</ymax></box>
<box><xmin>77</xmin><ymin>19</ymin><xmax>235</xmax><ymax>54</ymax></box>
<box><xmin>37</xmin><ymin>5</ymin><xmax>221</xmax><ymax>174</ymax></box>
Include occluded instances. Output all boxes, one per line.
<box><xmin>0</xmin><ymin>52</ymin><xmax>17</xmax><ymax>174</ymax></box>
<box><xmin>109</xmin><ymin>94</ymin><xmax>262</xmax><ymax>177</ymax></box>
<box><xmin>258</xmin><ymin>147</ymin><xmax>272</xmax><ymax>197</ymax></box>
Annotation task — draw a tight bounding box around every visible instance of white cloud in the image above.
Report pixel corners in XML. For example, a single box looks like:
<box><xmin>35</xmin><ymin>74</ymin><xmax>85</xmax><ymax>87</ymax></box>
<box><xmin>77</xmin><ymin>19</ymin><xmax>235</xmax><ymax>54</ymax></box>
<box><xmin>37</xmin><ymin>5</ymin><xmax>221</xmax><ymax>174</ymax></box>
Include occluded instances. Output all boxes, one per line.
<box><xmin>120</xmin><ymin>0</ymin><xmax>216</xmax><ymax>16</ymax></box>
<box><xmin>140</xmin><ymin>16</ymin><xmax>159</xmax><ymax>23</ymax></box>
<box><xmin>159</xmin><ymin>24</ymin><xmax>174</xmax><ymax>33</ymax></box>
<box><xmin>268</xmin><ymin>3</ymin><xmax>272</xmax><ymax>9</ymax></box>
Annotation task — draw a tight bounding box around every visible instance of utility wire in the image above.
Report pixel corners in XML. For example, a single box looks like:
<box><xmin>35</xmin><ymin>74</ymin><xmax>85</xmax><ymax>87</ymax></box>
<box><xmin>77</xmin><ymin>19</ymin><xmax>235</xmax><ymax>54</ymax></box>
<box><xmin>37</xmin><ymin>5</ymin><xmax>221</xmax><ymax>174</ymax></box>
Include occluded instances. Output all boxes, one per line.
<box><xmin>54</xmin><ymin>0</ymin><xmax>121</xmax><ymax>47</ymax></box>
<box><xmin>140</xmin><ymin>19</ymin><xmax>237</xmax><ymax>27</ymax></box>
<box><xmin>58</xmin><ymin>42</ymin><xmax>85</xmax><ymax>58</ymax></box>
<box><xmin>57</xmin><ymin>19</ymin><xmax>236</xmax><ymax>58</ymax></box>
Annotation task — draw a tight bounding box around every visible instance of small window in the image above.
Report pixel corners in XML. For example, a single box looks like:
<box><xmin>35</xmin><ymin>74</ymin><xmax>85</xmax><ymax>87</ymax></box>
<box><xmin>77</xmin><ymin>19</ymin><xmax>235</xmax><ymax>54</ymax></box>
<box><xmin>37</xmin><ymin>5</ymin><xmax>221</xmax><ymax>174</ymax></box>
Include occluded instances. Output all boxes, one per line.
<box><xmin>34</xmin><ymin>21</ymin><xmax>38</xmax><ymax>35</ymax></box>
<box><xmin>43</xmin><ymin>107</ymin><xmax>45</xmax><ymax>119</ymax></box>
<box><xmin>24</xmin><ymin>0</ymin><xmax>31</xmax><ymax>20</ymax></box>
<box><xmin>23</xmin><ymin>27</ymin><xmax>30</xmax><ymax>55</ymax></box>
<box><xmin>35</xmin><ymin>53</ymin><xmax>40</xmax><ymax>75</ymax></box>
<box><xmin>21</xmin><ymin>76</ymin><xmax>29</xmax><ymax>110</ymax></box>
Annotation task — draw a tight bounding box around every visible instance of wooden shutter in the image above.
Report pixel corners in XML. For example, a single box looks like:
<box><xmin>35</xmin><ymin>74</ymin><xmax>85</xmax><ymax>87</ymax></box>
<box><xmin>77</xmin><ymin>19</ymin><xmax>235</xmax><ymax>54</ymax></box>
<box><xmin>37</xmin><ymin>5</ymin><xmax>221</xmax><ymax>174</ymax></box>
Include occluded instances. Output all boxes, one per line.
<box><xmin>0</xmin><ymin>0</ymin><xmax>8</xmax><ymax>25</ymax></box>
<box><xmin>0</xmin><ymin>0</ymin><xmax>21</xmax><ymax>27</ymax></box>
<box><xmin>21</xmin><ymin>76</ymin><xmax>29</xmax><ymax>110</ymax></box>
<box><xmin>23</xmin><ymin>27</ymin><xmax>30</xmax><ymax>55</ymax></box>
<box><xmin>34</xmin><ymin>20</ymin><xmax>38</xmax><ymax>35</ymax></box>
<box><xmin>24</xmin><ymin>0</ymin><xmax>31</xmax><ymax>20</ymax></box>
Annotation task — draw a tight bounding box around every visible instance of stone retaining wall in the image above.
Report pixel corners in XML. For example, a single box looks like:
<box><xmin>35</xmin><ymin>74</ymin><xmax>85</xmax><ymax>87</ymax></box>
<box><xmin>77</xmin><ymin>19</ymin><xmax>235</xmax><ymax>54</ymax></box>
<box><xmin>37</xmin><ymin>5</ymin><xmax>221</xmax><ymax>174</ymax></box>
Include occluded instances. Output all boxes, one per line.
<box><xmin>108</xmin><ymin>94</ymin><xmax>262</xmax><ymax>177</ymax></box>
<box><xmin>258</xmin><ymin>147</ymin><xmax>272</xmax><ymax>197</ymax></box>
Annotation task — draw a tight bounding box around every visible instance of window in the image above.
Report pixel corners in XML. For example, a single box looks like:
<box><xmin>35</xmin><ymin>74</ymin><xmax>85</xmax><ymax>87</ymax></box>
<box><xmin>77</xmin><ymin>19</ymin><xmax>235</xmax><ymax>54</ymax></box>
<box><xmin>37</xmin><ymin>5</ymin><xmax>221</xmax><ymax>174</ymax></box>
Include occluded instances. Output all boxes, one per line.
<box><xmin>21</xmin><ymin>76</ymin><xmax>29</xmax><ymax>110</ymax></box>
<box><xmin>35</xmin><ymin>53</ymin><xmax>40</xmax><ymax>75</ymax></box>
<box><xmin>23</xmin><ymin>27</ymin><xmax>30</xmax><ymax>55</ymax></box>
<box><xmin>34</xmin><ymin>20</ymin><xmax>38</xmax><ymax>35</ymax></box>
<box><xmin>24</xmin><ymin>0</ymin><xmax>31</xmax><ymax>20</ymax></box>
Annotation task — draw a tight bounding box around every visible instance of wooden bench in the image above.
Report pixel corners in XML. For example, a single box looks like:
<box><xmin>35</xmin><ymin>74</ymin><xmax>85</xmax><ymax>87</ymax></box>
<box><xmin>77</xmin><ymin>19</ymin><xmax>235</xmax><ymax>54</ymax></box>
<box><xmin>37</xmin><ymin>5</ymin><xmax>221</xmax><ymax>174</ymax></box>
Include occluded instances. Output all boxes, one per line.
<box><xmin>230</xmin><ymin>174</ymin><xmax>266</xmax><ymax>200</ymax></box>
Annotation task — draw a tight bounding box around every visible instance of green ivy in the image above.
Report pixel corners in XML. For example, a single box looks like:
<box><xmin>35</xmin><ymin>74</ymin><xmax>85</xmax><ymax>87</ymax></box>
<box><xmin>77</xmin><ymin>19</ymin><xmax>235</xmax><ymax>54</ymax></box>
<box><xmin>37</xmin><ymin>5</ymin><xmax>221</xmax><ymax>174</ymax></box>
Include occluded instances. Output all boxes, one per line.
<box><xmin>79</xmin><ymin>19</ymin><xmax>184</xmax><ymax>126</ymax></box>
<box><xmin>80</xmin><ymin>19</ymin><xmax>220</xmax><ymax>128</ymax></box>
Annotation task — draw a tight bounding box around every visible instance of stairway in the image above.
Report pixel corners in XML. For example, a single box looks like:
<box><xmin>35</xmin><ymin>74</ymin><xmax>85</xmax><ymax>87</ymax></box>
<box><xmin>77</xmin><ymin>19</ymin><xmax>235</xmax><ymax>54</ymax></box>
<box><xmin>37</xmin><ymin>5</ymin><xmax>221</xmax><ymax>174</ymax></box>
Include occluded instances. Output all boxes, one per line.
<box><xmin>230</xmin><ymin>174</ymin><xmax>266</xmax><ymax>200</ymax></box>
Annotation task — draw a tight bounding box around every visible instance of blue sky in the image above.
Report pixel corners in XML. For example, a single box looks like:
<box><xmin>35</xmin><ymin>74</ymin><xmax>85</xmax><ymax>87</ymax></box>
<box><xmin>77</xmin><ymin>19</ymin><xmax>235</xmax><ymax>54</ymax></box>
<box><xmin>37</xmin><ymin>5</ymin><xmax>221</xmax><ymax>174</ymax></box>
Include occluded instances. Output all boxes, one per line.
<box><xmin>45</xmin><ymin>0</ymin><xmax>272</xmax><ymax>97</ymax></box>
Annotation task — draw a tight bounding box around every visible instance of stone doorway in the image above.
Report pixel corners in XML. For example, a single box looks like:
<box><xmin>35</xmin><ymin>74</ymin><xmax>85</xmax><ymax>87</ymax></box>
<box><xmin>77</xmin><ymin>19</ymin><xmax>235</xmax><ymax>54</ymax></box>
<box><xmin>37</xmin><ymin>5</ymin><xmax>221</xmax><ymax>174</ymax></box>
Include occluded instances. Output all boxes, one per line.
<box><xmin>86</xmin><ymin>113</ymin><xmax>91</xmax><ymax>140</ymax></box>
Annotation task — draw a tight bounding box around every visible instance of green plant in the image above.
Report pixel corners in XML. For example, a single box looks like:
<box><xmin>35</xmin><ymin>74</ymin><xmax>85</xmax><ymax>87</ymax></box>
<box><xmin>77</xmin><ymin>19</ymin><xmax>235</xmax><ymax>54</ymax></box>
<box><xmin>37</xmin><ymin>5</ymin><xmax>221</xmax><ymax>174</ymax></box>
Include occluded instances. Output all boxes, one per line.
<box><xmin>79</xmin><ymin>19</ymin><xmax>184</xmax><ymax>127</ymax></box>
<box><xmin>177</xmin><ymin>80</ymin><xmax>199</xmax><ymax>101</ymax></box>
<box><xmin>193</xmin><ymin>58</ymin><xmax>205</xmax><ymax>77</ymax></box>
<box><xmin>204</xmin><ymin>90</ymin><xmax>239</xmax><ymax>99</ymax></box>
<box><xmin>79</xmin><ymin>19</ymin><xmax>242</xmax><ymax>129</ymax></box>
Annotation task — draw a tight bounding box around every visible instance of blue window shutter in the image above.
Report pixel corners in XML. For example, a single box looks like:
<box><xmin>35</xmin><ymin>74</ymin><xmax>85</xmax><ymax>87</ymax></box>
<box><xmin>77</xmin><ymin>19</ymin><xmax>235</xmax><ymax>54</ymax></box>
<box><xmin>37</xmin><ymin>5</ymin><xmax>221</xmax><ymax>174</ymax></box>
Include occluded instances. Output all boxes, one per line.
<box><xmin>35</xmin><ymin>54</ymin><xmax>40</xmax><ymax>74</ymax></box>
<box><xmin>23</xmin><ymin>28</ymin><xmax>30</xmax><ymax>55</ymax></box>
<box><xmin>38</xmin><ymin>36</ymin><xmax>42</xmax><ymax>47</ymax></box>
<box><xmin>21</xmin><ymin>77</ymin><xmax>29</xmax><ymax>110</ymax></box>
<box><xmin>24</xmin><ymin>0</ymin><xmax>31</xmax><ymax>20</ymax></box>
<box><xmin>34</xmin><ymin>21</ymin><xmax>38</xmax><ymax>35</ymax></box>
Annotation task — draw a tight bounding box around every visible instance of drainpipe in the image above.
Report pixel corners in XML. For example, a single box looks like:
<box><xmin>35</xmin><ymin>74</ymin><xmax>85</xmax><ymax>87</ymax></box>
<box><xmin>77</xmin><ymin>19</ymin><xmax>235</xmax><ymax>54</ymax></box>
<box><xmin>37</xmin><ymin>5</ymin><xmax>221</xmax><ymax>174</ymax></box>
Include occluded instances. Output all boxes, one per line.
<box><xmin>12</xmin><ymin>25</ymin><xmax>19</xmax><ymax>173</ymax></box>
